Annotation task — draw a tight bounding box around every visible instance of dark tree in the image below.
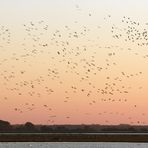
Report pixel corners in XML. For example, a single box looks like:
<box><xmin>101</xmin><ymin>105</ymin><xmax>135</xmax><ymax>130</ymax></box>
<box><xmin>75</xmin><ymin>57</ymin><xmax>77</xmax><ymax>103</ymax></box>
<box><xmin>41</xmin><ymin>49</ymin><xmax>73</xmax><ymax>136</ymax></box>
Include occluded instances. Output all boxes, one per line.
<box><xmin>0</xmin><ymin>120</ymin><xmax>12</xmax><ymax>132</ymax></box>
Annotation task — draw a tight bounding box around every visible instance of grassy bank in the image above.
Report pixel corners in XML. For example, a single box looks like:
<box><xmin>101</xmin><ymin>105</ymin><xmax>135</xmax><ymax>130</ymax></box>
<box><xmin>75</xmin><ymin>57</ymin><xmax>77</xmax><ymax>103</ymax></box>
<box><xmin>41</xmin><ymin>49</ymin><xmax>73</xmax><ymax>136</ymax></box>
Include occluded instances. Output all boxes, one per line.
<box><xmin>0</xmin><ymin>133</ymin><xmax>148</xmax><ymax>142</ymax></box>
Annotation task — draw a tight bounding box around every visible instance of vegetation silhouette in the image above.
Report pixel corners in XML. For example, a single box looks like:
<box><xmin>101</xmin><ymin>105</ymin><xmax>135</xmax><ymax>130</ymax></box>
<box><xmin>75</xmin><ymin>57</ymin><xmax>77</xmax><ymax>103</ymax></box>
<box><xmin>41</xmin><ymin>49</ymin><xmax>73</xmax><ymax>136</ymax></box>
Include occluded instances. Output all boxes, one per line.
<box><xmin>0</xmin><ymin>120</ymin><xmax>148</xmax><ymax>133</ymax></box>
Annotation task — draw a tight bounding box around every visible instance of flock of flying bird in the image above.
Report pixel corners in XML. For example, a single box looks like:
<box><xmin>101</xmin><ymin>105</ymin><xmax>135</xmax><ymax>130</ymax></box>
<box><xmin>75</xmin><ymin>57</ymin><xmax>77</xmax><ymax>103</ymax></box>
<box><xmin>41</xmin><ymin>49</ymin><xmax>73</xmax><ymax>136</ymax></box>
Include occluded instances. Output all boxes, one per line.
<box><xmin>0</xmin><ymin>6</ymin><xmax>148</xmax><ymax>125</ymax></box>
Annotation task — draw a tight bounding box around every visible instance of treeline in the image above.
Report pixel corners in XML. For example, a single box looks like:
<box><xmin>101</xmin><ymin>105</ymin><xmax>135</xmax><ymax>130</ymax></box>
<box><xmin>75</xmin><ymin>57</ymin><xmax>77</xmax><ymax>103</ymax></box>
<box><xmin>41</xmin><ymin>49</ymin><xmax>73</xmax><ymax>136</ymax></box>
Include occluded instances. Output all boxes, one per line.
<box><xmin>0</xmin><ymin>120</ymin><xmax>148</xmax><ymax>133</ymax></box>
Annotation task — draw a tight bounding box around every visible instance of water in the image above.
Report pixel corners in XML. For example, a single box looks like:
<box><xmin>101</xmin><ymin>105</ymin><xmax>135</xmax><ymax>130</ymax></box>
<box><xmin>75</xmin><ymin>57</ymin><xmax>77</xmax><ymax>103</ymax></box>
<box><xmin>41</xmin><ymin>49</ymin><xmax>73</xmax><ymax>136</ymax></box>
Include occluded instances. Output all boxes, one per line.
<box><xmin>0</xmin><ymin>142</ymin><xmax>148</xmax><ymax>148</ymax></box>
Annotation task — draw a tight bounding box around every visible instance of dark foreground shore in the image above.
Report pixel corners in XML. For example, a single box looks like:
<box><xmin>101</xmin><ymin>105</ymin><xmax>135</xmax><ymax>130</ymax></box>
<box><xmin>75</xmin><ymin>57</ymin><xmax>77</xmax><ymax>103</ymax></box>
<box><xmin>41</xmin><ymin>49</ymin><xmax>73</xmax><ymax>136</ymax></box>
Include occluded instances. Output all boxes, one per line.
<box><xmin>1</xmin><ymin>133</ymin><xmax>148</xmax><ymax>142</ymax></box>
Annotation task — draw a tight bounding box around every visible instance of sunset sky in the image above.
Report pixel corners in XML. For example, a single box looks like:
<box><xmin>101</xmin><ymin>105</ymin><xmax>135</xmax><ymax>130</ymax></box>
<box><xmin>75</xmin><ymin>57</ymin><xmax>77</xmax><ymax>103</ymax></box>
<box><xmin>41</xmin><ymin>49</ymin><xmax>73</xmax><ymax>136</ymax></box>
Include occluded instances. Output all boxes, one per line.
<box><xmin>0</xmin><ymin>0</ymin><xmax>148</xmax><ymax>125</ymax></box>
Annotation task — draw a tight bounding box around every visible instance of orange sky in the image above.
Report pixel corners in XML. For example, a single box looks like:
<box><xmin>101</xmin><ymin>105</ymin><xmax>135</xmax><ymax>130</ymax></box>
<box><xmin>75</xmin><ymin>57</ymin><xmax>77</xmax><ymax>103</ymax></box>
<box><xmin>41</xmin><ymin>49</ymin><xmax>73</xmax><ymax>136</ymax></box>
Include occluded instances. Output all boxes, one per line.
<box><xmin>0</xmin><ymin>0</ymin><xmax>148</xmax><ymax>125</ymax></box>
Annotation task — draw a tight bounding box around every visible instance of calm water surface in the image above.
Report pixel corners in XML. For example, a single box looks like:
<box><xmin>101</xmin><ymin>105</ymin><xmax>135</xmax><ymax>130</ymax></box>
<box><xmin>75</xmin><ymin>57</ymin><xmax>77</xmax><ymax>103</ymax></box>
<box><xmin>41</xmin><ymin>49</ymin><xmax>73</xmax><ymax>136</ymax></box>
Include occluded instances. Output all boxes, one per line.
<box><xmin>0</xmin><ymin>142</ymin><xmax>148</xmax><ymax>148</ymax></box>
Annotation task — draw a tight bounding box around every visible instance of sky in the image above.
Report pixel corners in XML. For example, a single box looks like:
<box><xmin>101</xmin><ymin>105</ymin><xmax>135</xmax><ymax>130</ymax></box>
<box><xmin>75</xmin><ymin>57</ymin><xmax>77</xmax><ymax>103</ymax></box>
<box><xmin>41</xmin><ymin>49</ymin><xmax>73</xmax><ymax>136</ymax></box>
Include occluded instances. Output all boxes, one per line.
<box><xmin>0</xmin><ymin>0</ymin><xmax>148</xmax><ymax>125</ymax></box>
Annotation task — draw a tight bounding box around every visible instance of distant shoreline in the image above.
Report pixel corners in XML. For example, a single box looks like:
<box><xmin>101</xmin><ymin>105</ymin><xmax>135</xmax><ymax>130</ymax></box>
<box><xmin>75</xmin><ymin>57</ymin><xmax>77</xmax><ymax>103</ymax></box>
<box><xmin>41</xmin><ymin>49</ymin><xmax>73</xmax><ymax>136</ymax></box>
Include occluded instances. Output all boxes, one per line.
<box><xmin>1</xmin><ymin>133</ymin><xmax>148</xmax><ymax>142</ymax></box>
